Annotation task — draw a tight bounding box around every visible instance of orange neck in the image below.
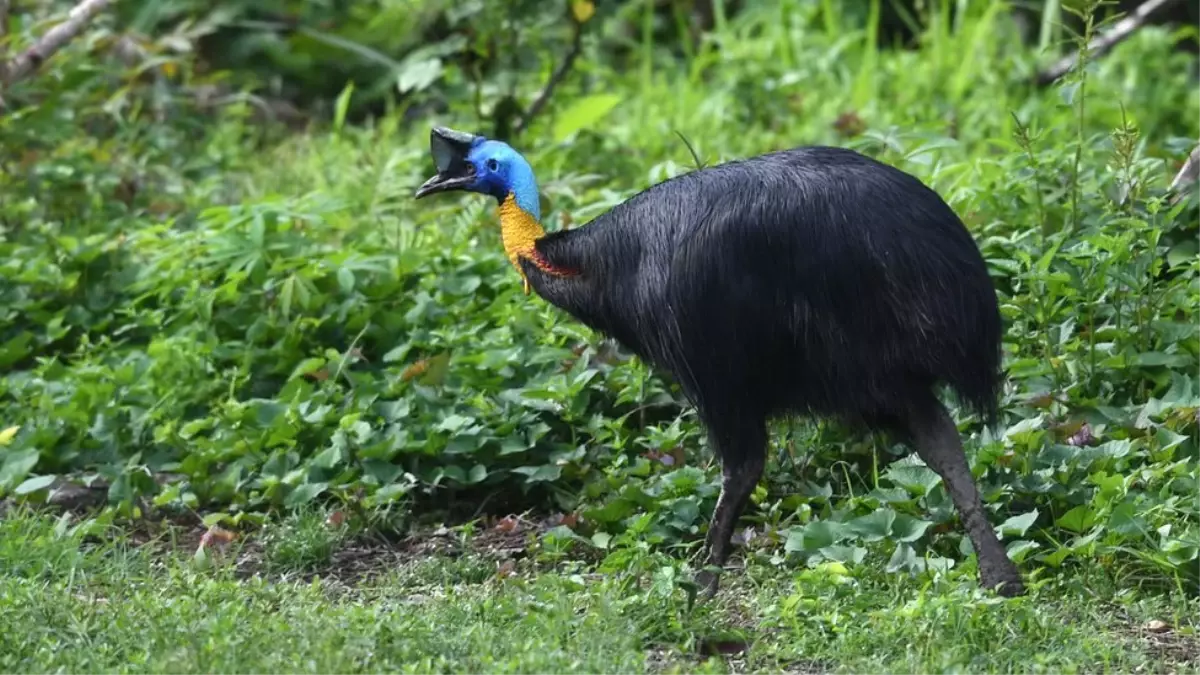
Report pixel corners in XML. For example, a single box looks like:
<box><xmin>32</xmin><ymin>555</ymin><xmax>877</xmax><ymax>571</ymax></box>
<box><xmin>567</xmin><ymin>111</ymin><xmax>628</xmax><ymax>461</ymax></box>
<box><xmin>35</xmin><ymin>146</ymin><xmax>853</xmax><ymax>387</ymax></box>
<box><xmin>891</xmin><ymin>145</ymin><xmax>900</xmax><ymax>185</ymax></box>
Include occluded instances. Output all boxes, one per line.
<box><xmin>498</xmin><ymin>194</ymin><xmax>577</xmax><ymax>292</ymax></box>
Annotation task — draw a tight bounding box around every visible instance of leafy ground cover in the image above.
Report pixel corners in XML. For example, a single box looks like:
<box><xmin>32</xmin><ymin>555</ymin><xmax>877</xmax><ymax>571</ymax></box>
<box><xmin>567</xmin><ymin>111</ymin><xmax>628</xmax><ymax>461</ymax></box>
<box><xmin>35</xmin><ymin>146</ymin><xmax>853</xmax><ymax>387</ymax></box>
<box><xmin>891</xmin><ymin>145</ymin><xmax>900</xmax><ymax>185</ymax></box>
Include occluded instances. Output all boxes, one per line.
<box><xmin>0</xmin><ymin>0</ymin><xmax>1198</xmax><ymax>671</ymax></box>
<box><xmin>1</xmin><ymin>506</ymin><xmax>1197</xmax><ymax>674</ymax></box>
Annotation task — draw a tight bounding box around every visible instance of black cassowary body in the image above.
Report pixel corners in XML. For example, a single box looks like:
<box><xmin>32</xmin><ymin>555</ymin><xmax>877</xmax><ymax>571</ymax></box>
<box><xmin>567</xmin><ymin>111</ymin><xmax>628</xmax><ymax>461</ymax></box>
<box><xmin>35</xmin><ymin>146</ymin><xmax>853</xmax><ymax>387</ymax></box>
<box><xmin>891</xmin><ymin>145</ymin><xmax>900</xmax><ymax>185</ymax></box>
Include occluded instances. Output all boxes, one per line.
<box><xmin>415</xmin><ymin>128</ymin><xmax>1024</xmax><ymax>597</ymax></box>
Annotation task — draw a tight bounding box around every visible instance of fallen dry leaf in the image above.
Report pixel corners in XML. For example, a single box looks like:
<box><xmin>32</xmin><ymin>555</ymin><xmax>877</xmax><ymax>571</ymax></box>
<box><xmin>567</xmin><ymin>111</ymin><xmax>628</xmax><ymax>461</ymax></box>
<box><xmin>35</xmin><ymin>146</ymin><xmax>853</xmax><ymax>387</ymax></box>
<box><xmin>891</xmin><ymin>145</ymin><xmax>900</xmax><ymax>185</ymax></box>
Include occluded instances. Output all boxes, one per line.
<box><xmin>496</xmin><ymin>559</ymin><xmax>517</xmax><ymax>578</ymax></box>
<box><xmin>198</xmin><ymin>526</ymin><xmax>236</xmax><ymax>554</ymax></box>
<box><xmin>1145</xmin><ymin>619</ymin><xmax>1172</xmax><ymax>633</ymax></box>
<box><xmin>833</xmin><ymin>111</ymin><xmax>865</xmax><ymax>138</ymax></box>
<box><xmin>494</xmin><ymin>516</ymin><xmax>520</xmax><ymax>534</ymax></box>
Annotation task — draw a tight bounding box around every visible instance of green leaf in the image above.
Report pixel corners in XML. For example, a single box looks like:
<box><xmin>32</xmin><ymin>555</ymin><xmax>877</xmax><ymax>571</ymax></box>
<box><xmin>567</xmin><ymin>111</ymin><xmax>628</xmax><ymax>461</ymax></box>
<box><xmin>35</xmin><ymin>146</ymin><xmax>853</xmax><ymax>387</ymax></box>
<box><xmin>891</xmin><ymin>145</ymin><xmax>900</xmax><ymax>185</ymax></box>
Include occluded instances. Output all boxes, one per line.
<box><xmin>583</xmin><ymin>499</ymin><xmax>636</xmax><ymax>524</ymax></box>
<box><xmin>290</xmin><ymin>357</ymin><xmax>327</xmax><ymax>380</ymax></box>
<box><xmin>820</xmin><ymin>544</ymin><xmax>867</xmax><ymax>564</ymax></box>
<box><xmin>396</xmin><ymin>57</ymin><xmax>443</xmax><ymax>93</ymax></box>
<box><xmin>997</xmin><ymin>509</ymin><xmax>1039</xmax><ymax>538</ymax></box>
<box><xmin>1108</xmin><ymin>502</ymin><xmax>1146</xmax><ymax>536</ymax></box>
<box><xmin>1164</xmin><ymin>540</ymin><xmax>1198</xmax><ymax>566</ymax></box>
<box><xmin>793</xmin><ymin>520</ymin><xmax>846</xmax><ymax>551</ymax></box>
<box><xmin>1055</xmin><ymin>505</ymin><xmax>1096</xmax><ymax>533</ymax></box>
<box><xmin>435</xmin><ymin>414</ymin><xmax>474</xmax><ymax>433</ymax></box>
<box><xmin>591</xmin><ymin>532</ymin><xmax>612</xmax><ymax>549</ymax></box>
<box><xmin>14</xmin><ymin>474</ymin><xmax>56</xmax><ymax>495</ymax></box>
<box><xmin>884</xmin><ymin>457</ymin><xmax>942</xmax><ymax>496</ymax></box>
<box><xmin>512</xmin><ymin>464</ymin><xmax>561</xmax><ymax>483</ymax></box>
<box><xmin>333</xmin><ymin>82</ymin><xmax>354</xmax><ymax>132</ymax></box>
<box><xmin>466</xmin><ymin>464</ymin><xmax>488</xmax><ymax>484</ymax></box>
<box><xmin>1131</xmin><ymin>352</ymin><xmax>1193</xmax><ymax>368</ymax></box>
<box><xmin>552</xmin><ymin>94</ymin><xmax>622</xmax><ymax>143</ymax></box>
<box><xmin>891</xmin><ymin>514</ymin><xmax>933</xmax><ymax>543</ymax></box>
<box><xmin>285</xmin><ymin>482</ymin><xmax>328</xmax><ymax>507</ymax></box>
<box><xmin>1006</xmin><ymin>539</ymin><xmax>1040</xmax><ymax>563</ymax></box>
<box><xmin>1167</xmin><ymin>239</ymin><xmax>1198</xmax><ymax>269</ymax></box>
<box><xmin>337</xmin><ymin>267</ymin><xmax>355</xmax><ymax>294</ymax></box>
<box><xmin>311</xmin><ymin>446</ymin><xmax>342</xmax><ymax>470</ymax></box>
<box><xmin>848</xmin><ymin>508</ymin><xmax>896</xmax><ymax>541</ymax></box>
<box><xmin>0</xmin><ymin>448</ymin><xmax>39</xmax><ymax>490</ymax></box>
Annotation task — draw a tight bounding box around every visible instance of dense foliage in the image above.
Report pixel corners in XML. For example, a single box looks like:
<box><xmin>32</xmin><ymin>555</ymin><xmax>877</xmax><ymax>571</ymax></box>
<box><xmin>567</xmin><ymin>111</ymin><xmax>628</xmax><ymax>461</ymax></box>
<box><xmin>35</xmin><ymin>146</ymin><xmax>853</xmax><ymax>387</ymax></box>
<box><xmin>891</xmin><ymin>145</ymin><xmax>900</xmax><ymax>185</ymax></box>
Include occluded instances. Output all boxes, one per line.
<box><xmin>1</xmin><ymin>0</ymin><xmax>1197</xmax><ymax>595</ymax></box>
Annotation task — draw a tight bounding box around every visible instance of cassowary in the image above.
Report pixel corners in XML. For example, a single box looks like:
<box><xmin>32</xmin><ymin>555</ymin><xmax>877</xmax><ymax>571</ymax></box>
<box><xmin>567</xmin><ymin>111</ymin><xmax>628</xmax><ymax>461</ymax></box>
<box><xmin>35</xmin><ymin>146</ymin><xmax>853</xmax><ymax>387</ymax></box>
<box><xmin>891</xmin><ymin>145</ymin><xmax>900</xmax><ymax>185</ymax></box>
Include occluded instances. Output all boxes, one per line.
<box><xmin>414</xmin><ymin>126</ymin><xmax>1024</xmax><ymax>597</ymax></box>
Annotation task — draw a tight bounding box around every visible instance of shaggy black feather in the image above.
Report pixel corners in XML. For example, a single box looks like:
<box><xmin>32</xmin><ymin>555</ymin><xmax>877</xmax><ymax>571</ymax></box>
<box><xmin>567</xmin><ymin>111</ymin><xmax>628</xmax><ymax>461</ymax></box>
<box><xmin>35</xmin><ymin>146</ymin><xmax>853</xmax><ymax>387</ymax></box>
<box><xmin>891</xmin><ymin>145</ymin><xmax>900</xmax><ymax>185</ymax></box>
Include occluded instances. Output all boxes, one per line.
<box><xmin>498</xmin><ymin>143</ymin><xmax>1025</xmax><ymax>597</ymax></box>
<box><xmin>522</xmin><ymin>146</ymin><xmax>1003</xmax><ymax>432</ymax></box>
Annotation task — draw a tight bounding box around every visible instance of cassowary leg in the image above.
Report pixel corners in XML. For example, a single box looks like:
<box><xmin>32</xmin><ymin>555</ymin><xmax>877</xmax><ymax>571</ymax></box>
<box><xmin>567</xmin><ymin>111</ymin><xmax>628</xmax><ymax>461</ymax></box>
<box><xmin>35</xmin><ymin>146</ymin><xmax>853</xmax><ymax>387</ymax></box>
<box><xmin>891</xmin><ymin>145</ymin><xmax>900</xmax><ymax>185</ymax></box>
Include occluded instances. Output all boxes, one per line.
<box><xmin>908</xmin><ymin>400</ymin><xmax>1025</xmax><ymax>597</ymax></box>
<box><xmin>696</xmin><ymin>418</ymin><xmax>766</xmax><ymax>598</ymax></box>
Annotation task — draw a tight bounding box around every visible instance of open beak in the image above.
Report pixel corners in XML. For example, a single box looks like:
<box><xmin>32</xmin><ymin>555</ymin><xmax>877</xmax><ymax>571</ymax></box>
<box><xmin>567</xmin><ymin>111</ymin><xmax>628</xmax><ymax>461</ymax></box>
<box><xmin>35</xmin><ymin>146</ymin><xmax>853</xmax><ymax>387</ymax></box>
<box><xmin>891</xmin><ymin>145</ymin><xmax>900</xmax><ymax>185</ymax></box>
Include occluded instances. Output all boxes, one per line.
<box><xmin>414</xmin><ymin>126</ymin><xmax>482</xmax><ymax>199</ymax></box>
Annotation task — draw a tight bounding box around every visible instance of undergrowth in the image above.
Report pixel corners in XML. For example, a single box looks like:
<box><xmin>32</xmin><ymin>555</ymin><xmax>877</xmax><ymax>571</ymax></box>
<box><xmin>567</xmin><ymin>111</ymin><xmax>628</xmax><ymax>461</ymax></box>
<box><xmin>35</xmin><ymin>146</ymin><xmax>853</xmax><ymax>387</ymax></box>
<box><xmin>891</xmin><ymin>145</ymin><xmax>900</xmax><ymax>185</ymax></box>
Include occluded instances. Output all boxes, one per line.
<box><xmin>0</xmin><ymin>0</ymin><xmax>1197</xmax><ymax>600</ymax></box>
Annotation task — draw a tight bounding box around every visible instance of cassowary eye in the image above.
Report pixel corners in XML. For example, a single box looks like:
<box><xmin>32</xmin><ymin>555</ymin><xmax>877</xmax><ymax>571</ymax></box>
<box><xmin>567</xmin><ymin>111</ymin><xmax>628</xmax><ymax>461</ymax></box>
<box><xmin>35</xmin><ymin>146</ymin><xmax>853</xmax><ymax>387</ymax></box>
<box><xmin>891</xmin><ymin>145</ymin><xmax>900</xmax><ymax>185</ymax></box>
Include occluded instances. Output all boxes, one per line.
<box><xmin>487</xmin><ymin>159</ymin><xmax>499</xmax><ymax>172</ymax></box>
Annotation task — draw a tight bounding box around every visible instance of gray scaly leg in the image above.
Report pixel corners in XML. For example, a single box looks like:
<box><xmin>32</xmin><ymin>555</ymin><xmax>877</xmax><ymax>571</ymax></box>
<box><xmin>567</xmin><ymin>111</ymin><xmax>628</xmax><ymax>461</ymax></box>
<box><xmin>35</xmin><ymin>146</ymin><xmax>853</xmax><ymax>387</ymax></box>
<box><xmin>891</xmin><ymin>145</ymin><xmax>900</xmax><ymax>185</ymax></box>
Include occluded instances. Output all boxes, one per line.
<box><xmin>908</xmin><ymin>401</ymin><xmax>1024</xmax><ymax>596</ymax></box>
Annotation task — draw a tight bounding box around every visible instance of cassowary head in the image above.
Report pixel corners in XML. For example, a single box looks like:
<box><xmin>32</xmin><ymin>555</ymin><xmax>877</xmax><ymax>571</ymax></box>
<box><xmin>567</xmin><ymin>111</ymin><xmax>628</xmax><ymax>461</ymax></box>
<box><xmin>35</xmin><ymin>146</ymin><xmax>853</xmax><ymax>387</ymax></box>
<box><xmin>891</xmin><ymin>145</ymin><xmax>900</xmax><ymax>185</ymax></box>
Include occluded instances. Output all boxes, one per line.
<box><xmin>414</xmin><ymin>127</ymin><xmax>541</xmax><ymax>220</ymax></box>
<box><xmin>413</xmin><ymin>126</ymin><xmax>586</xmax><ymax>300</ymax></box>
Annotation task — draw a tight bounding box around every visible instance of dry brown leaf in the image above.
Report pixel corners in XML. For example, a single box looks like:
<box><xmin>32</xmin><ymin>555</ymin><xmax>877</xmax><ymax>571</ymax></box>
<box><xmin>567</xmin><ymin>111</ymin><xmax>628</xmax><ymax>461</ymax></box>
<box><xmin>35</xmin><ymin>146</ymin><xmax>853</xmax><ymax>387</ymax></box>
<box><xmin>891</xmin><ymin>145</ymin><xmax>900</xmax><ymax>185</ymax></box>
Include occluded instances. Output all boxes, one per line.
<box><xmin>1145</xmin><ymin>619</ymin><xmax>1171</xmax><ymax>633</ymax></box>
<box><xmin>198</xmin><ymin>526</ymin><xmax>236</xmax><ymax>554</ymax></box>
<box><xmin>496</xmin><ymin>559</ymin><xmax>517</xmax><ymax>578</ymax></box>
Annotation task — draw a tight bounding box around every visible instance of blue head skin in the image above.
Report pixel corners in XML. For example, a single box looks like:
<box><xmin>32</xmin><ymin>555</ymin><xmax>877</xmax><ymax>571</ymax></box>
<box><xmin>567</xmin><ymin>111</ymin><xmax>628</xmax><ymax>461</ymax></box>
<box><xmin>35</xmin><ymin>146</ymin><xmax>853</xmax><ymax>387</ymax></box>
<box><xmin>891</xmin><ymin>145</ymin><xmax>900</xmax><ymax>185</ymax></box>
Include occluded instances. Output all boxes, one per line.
<box><xmin>414</xmin><ymin>128</ymin><xmax>540</xmax><ymax>220</ymax></box>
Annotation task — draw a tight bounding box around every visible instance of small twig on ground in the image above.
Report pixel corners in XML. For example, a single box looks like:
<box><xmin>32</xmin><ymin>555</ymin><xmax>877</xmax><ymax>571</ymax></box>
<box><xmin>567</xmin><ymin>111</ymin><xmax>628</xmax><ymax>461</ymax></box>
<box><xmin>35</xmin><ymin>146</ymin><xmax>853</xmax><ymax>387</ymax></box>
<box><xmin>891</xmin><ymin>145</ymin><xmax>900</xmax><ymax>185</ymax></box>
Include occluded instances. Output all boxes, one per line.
<box><xmin>513</xmin><ymin>15</ymin><xmax>586</xmax><ymax>136</ymax></box>
<box><xmin>1035</xmin><ymin>0</ymin><xmax>1180</xmax><ymax>87</ymax></box>
<box><xmin>1167</xmin><ymin>143</ymin><xmax>1200</xmax><ymax>204</ymax></box>
<box><xmin>2</xmin><ymin>0</ymin><xmax>114</xmax><ymax>85</ymax></box>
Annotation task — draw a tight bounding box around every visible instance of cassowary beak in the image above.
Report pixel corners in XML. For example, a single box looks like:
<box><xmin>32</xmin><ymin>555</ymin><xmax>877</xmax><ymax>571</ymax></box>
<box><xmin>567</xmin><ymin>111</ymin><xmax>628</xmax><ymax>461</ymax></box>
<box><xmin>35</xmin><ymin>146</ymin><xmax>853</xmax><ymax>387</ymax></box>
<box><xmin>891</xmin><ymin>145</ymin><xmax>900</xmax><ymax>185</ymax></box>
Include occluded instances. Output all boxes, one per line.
<box><xmin>414</xmin><ymin>126</ymin><xmax>481</xmax><ymax>199</ymax></box>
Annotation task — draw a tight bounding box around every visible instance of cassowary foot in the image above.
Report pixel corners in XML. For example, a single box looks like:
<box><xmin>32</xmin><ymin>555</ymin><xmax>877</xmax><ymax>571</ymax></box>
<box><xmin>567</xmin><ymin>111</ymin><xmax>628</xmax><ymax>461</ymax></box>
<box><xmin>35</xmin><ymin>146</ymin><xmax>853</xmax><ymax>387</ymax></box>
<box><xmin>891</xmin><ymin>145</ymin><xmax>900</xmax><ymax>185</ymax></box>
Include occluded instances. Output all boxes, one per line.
<box><xmin>978</xmin><ymin>557</ymin><xmax>1025</xmax><ymax>597</ymax></box>
<box><xmin>694</xmin><ymin>566</ymin><xmax>722</xmax><ymax>599</ymax></box>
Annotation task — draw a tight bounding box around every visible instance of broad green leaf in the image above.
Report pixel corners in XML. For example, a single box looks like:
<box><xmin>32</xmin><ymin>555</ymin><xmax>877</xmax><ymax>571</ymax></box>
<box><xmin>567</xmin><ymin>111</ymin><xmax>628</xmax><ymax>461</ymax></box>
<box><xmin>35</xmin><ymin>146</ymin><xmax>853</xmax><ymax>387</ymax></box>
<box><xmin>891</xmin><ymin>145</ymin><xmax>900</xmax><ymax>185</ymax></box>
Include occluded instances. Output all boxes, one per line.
<box><xmin>892</xmin><ymin>514</ymin><xmax>934</xmax><ymax>542</ymax></box>
<box><xmin>1164</xmin><ymin>540</ymin><xmax>1198</xmax><ymax>566</ymax></box>
<box><xmin>285</xmin><ymin>482</ymin><xmax>328</xmax><ymax>507</ymax></box>
<box><xmin>797</xmin><ymin>520</ymin><xmax>845</xmax><ymax>551</ymax></box>
<box><xmin>1108</xmin><ymin>502</ymin><xmax>1146</xmax><ymax>536</ymax></box>
<box><xmin>884</xmin><ymin>457</ymin><xmax>942</xmax><ymax>496</ymax></box>
<box><xmin>1167</xmin><ymin>239</ymin><xmax>1198</xmax><ymax>269</ymax></box>
<box><xmin>0</xmin><ymin>448</ymin><xmax>39</xmax><ymax>489</ymax></box>
<box><xmin>1006</xmin><ymin>539</ymin><xmax>1040</xmax><ymax>563</ymax></box>
<box><xmin>552</xmin><ymin>94</ymin><xmax>622</xmax><ymax>143</ymax></box>
<box><xmin>997</xmin><ymin>509</ymin><xmax>1039</xmax><ymax>538</ymax></box>
<box><xmin>513</xmin><ymin>464</ymin><xmax>561</xmax><ymax>483</ymax></box>
<box><xmin>1055</xmin><ymin>505</ymin><xmax>1096</xmax><ymax>533</ymax></box>
<box><xmin>14</xmin><ymin>474</ymin><xmax>56</xmax><ymax>495</ymax></box>
<box><xmin>311</xmin><ymin>446</ymin><xmax>342</xmax><ymax>470</ymax></box>
<box><xmin>289</xmin><ymin>357</ymin><xmax>327</xmax><ymax>380</ymax></box>
<box><xmin>583</xmin><ymin>499</ymin><xmax>636</xmax><ymax>524</ymax></box>
<box><xmin>337</xmin><ymin>267</ymin><xmax>355</xmax><ymax>293</ymax></box>
<box><xmin>820</xmin><ymin>545</ymin><xmax>867</xmax><ymax>565</ymax></box>
<box><xmin>848</xmin><ymin>508</ymin><xmax>896</xmax><ymax>541</ymax></box>
<box><xmin>396</xmin><ymin>57</ymin><xmax>443</xmax><ymax>93</ymax></box>
<box><xmin>466</xmin><ymin>464</ymin><xmax>488</xmax><ymax>484</ymax></box>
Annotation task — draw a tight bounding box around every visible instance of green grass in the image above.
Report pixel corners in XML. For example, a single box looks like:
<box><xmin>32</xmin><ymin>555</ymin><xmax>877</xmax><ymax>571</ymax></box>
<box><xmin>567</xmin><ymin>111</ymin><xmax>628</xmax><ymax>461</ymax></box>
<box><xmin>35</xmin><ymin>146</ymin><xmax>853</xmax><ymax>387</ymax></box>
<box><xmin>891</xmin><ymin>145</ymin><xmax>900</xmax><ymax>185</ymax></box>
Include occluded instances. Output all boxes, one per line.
<box><xmin>0</xmin><ymin>508</ymin><xmax>1196</xmax><ymax>674</ymax></box>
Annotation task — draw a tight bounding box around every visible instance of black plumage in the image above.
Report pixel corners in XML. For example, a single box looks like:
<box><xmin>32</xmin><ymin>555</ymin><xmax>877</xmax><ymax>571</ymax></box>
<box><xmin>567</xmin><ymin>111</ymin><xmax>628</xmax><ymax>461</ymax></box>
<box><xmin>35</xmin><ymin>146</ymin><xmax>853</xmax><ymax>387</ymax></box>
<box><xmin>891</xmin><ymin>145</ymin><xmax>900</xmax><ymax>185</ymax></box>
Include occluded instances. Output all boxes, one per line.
<box><xmin>416</xmin><ymin>130</ymin><xmax>1025</xmax><ymax>597</ymax></box>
